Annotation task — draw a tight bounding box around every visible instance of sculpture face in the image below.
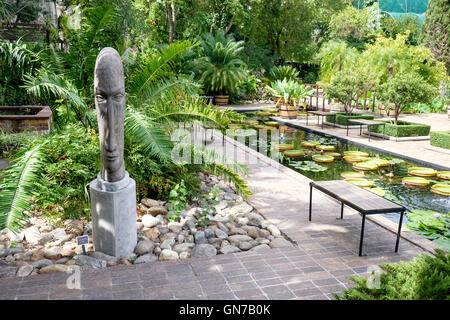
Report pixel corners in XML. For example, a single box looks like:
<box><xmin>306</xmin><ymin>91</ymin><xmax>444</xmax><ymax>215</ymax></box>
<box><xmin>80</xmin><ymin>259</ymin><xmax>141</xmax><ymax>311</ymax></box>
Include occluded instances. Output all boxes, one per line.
<box><xmin>94</xmin><ymin>48</ymin><xmax>126</xmax><ymax>182</ymax></box>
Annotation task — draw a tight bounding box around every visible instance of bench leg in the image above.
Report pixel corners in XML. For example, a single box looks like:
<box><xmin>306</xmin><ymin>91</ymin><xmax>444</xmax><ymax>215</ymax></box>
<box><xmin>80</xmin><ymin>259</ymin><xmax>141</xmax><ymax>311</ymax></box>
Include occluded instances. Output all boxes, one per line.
<box><xmin>395</xmin><ymin>211</ymin><xmax>404</xmax><ymax>253</ymax></box>
<box><xmin>337</xmin><ymin>202</ymin><xmax>344</xmax><ymax>220</ymax></box>
<box><xmin>309</xmin><ymin>184</ymin><xmax>313</xmax><ymax>221</ymax></box>
<box><xmin>359</xmin><ymin>214</ymin><xmax>366</xmax><ymax>256</ymax></box>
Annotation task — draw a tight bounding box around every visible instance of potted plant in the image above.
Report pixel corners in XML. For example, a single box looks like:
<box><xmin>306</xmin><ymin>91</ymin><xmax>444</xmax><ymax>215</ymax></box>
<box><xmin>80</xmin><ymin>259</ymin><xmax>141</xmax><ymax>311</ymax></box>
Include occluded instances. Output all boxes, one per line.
<box><xmin>267</xmin><ymin>79</ymin><xmax>314</xmax><ymax>119</ymax></box>
<box><xmin>198</xmin><ymin>36</ymin><xmax>247</xmax><ymax>106</ymax></box>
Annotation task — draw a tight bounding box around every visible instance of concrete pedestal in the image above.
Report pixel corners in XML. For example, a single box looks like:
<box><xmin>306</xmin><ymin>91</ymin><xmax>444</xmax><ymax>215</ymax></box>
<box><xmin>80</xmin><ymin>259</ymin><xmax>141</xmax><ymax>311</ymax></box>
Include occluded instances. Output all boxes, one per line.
<box><xmin>90</xmin><ymin>171</ymin><xmax>137</xmax><ymax>258</ymax></box>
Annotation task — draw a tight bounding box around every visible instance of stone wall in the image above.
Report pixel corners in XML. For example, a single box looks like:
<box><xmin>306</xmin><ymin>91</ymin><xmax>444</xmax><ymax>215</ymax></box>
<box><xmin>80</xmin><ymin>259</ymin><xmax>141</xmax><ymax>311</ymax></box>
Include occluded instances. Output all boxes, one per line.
<box><xmin>0</xmin><ymin>106</ymin><xmax>52</xmax><ymax>134</ymax></box>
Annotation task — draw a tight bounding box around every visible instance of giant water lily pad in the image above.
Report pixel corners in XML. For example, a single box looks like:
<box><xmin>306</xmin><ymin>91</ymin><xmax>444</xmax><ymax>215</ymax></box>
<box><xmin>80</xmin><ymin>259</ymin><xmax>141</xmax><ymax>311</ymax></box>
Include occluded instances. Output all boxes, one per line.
<box><xmin>253</xmin><ymin>125</ymin><xmax>277</xmax><ymax>130</ymax></box>
<box><xmin>343</xmin><ymin>156</ymin><xmax>367</xmax><ymax>163</ymax></box>
<box><xmin>312</xmin><ymin>155</ymin><xmax>334</xmax><ymax>163</ymax></box>
<box><xmin>408</xmin><ymin>167</ymin><xmax>437</xmax><ymax>177</ymax></box>
<box><xmin>301</xmin><ymin>141</ymin><xmax>320</xmax><ymax>148</ymax></box>
<box><xmin>323</xmin><ymin>152</ymin><xmax>341</xmax><ymax>158</ymax></box>
<box><xmin>345</xmin><ymin>178</ymin><xmax>374</xmax><ymax>188</ymax></box>
<box><xmin>402</xmin><ymin>176</ymin><xmax>430</xmax><ymax>187</ymax></box>
<box><xmin>341</xmin><ymin>171</ymin><xmax>365</xmax><ymax>179</ymax></box>
<box><xmin>283</xmin><ymin>150</ymin><xmax>304</xmax><ymax>159</ymax></box>
<box><xmin>265</xmin><ymin>121</ymin><xmax>279</xmax><ymax>127</ymax></box>
<box><xmin>431</xmin><ymin>184</ymin><xmax>450</xmax><ymax>196</ymax></box>
<box><xmin>315</xmin><ymin>145</ymin><xmax>335</xmax><ymax>151</ymax></box>
<box><xmin>228</xmin><ymin>124</ymin><xmax>243</xmax><ymax>129</ymax></box>
<box><xmin>273</xmin><ymin>144</ymin><xmax>294</xmax><ymax>151</ymax></box>
<box><xmin>245</xmin><ymin>120</ymin><xmax>258</xmax><ymax>126</ymax></box>
<box><xmin>366</xmin><ymin>158</ymin><xmax>390</xmax><ymax>167</ymax></box>
<box><xmin>344</xmin><ymin>151</ymin><xmax>369</xmax><ymax>157</ymax></box>
<box><xmin>256</xmin><ymin>111</ymin><xmax>272</xmax><ymax>117</ymax></box>
<box><xmin>353</xmin><ymin>162</ymin><xmax>379</xmax><ymax>171</ymax></box>
<box><xmin>291</xmin><ymin>161</ymin><xmax>327</xmax><ymax>172</ymax></box>
<box><xmin>367</xmin><ymin>187</ymin><xmax>385</xmax><ymax>197</ymax></box>
<box><xmin>437</xmin><ymin>171</ymin><xmax>450</xmax><ymax>180</ymax></box>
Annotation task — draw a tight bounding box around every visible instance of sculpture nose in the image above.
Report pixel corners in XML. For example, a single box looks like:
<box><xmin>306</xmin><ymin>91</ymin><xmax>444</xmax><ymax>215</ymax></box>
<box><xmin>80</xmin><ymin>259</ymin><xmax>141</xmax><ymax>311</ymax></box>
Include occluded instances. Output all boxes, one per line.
<box><xmin>106</xmin><ymin>97</ymin><xmax>116</xmax><ymax>152</ymax></box>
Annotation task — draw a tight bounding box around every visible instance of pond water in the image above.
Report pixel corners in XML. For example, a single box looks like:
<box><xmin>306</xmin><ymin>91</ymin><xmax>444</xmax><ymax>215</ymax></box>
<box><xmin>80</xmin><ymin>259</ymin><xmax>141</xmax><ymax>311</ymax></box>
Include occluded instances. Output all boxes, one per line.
<box><xmin>229</xmin><ymin>116</ymin><xmax>450</xmax><ymax>224</ymax></box>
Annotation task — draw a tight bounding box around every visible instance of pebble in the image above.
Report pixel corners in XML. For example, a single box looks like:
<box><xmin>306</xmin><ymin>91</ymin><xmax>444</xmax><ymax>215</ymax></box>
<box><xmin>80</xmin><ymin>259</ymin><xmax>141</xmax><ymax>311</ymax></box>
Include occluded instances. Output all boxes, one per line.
<box><xmin>39</xmin><ymin>264</ymin><xmax>69</xmax><ymax>274</ymax></box>
<box><xmin>159</xmin><ymin>249</ymin><xmax>179</xmax><ymax>260</ymax></box>
<box><xmin>191</xmin><ymin>244</ymin><xmax>217</xmax><ymax>258</ymax></box>
<box><xmin>142</xmin><ymin>214</ymin><xmax>160</xmax><ymax>228</ymax></box>
<box><xmin>16</xmin><ymin>264</ymin><xmax>34</xmax><ymax>277</ymax></box>
<box><xmin>194</xmin><ymin>231</ymin><xmax>206</xmax><ymax>244</ymax></box>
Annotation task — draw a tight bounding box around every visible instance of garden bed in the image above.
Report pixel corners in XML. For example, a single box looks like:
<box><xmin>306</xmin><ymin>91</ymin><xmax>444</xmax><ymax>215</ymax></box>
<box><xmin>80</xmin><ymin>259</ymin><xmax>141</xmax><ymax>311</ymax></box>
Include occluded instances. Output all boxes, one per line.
<box><xmin>0</xmin><ymin>106</ymin><xmax>52</xmax><ymax>134</ymax></box>
<box><xmin>326</xmin><ymin>112</ymin><xmax>374</xmax><ymax>126</ymax></box>
<box><xmin>368</xmin><ymin>120</ymin><xmax>431</xmax><ymax>138</ymax></box>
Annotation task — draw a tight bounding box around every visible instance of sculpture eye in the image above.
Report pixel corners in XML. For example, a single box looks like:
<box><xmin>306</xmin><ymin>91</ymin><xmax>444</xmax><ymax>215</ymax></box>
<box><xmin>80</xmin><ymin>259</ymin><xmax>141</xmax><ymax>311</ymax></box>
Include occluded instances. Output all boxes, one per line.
<box><xmin>113</xmin><ymin>93</ymin><xmax>124</xmax><ymax>101</ymax></box>
<box><xmin>96</xmin><ymin>94</ymin><xmax>106</xmax><ymax>102</ymax></box>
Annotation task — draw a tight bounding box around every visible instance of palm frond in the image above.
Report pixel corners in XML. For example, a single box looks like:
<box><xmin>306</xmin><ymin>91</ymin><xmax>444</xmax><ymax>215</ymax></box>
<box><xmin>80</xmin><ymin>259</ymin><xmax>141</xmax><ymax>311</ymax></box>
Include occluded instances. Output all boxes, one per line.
<box><xmin>0</xmin><ymin>143</ymin><xmax>48</xmax><ymax>232</ymax></box>
<box><xmin>124</xmin><ymin>107</ymin><xmax>173</xmax><ymax>163</ymax></box>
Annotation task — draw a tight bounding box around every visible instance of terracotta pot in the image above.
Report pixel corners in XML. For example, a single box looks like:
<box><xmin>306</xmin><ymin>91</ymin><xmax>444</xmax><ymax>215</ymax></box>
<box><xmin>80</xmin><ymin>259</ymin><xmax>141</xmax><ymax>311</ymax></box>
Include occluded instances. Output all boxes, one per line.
<box><xmin>214</xmin><ymin>95</ymin><xmax>229</xmax><ymax>106</ymax></box>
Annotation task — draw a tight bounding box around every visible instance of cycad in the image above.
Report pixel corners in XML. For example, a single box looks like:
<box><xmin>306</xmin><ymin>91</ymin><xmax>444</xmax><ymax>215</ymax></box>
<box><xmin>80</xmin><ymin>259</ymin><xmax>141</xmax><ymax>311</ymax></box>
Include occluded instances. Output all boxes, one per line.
<box><xmin>267</xmin><ymin>65</ymin><xmax>300</xmax><ymax>84</ymax></box>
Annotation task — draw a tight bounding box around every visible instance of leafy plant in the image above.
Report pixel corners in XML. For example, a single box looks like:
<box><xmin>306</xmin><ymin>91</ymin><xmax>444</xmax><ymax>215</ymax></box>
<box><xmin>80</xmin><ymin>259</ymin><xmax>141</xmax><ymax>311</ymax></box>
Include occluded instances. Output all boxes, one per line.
<box><xmin>336</xmin><ymin>249</ymin><xmax>450</xmax><ymax>300</ymax></box>
<box><xmin>289</xmin><ymin>160</ymin><xmax>328</xmax><ymax>172</ymax></box>
<box><xmin>268</xmin><ymin>79</ymin><xmax>314</xmax><ymax>107</ymax></box>
<box><xmin>198</xmin><ymin>185</ymin><xmax>221</xmax><ymax>228</ymax></box>
<box><xmin>405</xmin><ymin>209</ymin><xmax>450</xmax><ymax>249</ymax></box>
<box><xmin>167</xmin><ymin>180</ymin><xmax>189</xmax><ymax>222</ymax></box>
<box><xmin>267</xmin><ymin>65</ymin><xmax>300</xmax><ymax>84</ymax></box>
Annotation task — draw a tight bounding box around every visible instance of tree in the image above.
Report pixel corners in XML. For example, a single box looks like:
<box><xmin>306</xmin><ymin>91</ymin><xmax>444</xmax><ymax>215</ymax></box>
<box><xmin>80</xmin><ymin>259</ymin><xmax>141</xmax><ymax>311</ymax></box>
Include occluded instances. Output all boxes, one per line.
<box><xmin>377</xmin><ymin>72</ymin><xmax>437</xmax><ymax>125</ymax></box>
<box><xmin>423</xmin><ymin>0</ymin><xmax>450</xmax><ymax>74</ymax></box>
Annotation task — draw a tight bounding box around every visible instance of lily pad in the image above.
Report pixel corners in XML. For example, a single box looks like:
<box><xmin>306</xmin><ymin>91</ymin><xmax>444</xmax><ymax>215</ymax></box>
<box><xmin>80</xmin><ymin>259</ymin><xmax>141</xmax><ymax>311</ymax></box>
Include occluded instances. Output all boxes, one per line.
<box><xmin>402</xmin><ymin>176</ymin><xmax>430</xmax><ymax>187</ymax></box>
<box><xmin>265</xmin><ymin>121</ymin><xmax>279</xmax><ymax>127</ymax></box>
<box><xmin>437</xmin><ymin>171</ymin><xmax>450</xmax><ymax>180</ymax></box>
<box><xmin>431</xmin><ymin>184</ymin><xmax>450</xmax><ymax>196</ymax></box>
<box><xmin>343</xmin><ymin>156</ymin><xmax>367</xmax><ymax>163</ymax></box>
<box><xmin>245</xmin><ymin>120</ymin><xmax>258</xmax><ymax>126</ymax></box>
<box><xmin>365</xmin><ymin>158</ymin><xmax>390</xmax><ymax>167</ymax></box>
<box><xmin>315</xmin><ymin>145</ymin><xmax>335</xmax><ymax>151</ymax></box>
<box><xmin>367</xmin><ymin>187</ymin><xmax>386</xmax><ymax>197</ymax></box>
<box><xmin>341</xmin><ymin>171</ymin><xmax>365</xmax><ymax>179</ymax></box>
<box><xmin>291</xmin><ymin>161</ymin><xmax>328</xmax><ymax>172</ymax></box>
<box><xmin>273</xmin><ymin>144</ymin><xmax>294</xmax><ymax>151</ymax></box>
<box><xmin>253</xmin><ymin>125</ymin><xmax>277</xmax><ymax>130</ymax></box>
<box><xmin>283</xmin><ymin>150</ymin><xmax>304</xmax><ymax>159</ymax></box>
<box><xmin>323</xmin><ymin>152</ymin><xmax>341</xmax><ymax>158</ymax></box>
<box><xmin>344</xmin><ymin>151</ymin><xmax>369</xmax><ymax>157</ymax></box>
<box><xmin>312</xmin><ymin>155</ymin><xmax>334</xmax><ymax>163</ymax></box>
<box><xmin>256</xmin><ymin>111</ymin><xmax>272</xmax><ymax>117</ymax></box>
<box><xmin>408</xmin><ymin>167</ymin><xmax>437</xmax><ymax>177</ymax></box>
<box><xmin>228</xmin><ymin>124</ymin><xmax>243</xmax><ymax>129</ymax></box>
<box><xmin>345</xmin><ymin>178</ymin><xmax>374</xmax><ymax>188</ymax></box>
<box><xmin>301</xmin><ymin>141</ymin><xmax>320</xmax><ymax>148</ymax></box>
<box><xmin>353</xmin><ymin>162</ymin><xmax>379</xmax><ymax>171</ymax></box>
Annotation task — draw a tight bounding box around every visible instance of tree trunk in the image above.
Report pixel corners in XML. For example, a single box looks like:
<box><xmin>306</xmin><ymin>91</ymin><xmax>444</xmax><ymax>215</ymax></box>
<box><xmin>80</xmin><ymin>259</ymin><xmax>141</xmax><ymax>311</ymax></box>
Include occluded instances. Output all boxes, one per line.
<box><xmin>168</xmin><ymin>1</ymin><xmax>176</xmax><ymax>43</ymax></box>
<box><xmin>223</xmin><ymin>15</ymin><xmax>234</xmax><ymax>35</ymax></box>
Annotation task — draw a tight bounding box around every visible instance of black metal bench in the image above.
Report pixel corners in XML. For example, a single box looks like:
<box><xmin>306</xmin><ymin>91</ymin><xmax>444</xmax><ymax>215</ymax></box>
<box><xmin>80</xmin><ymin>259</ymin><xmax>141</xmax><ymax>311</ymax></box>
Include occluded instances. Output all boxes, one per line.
<box><xmin>306</xmin><ymin>110</ymin><xmax>336</xmax><ymax>129</ymax></box>
<box><xmin>309</xmin><ymin>180</ymin><xmax>406</xmax><ymax>256</ymax></box>
<box><xmin>347</xmin><ymin>119</ymin><xmax>386</xmax><ymax>141</ymax></box>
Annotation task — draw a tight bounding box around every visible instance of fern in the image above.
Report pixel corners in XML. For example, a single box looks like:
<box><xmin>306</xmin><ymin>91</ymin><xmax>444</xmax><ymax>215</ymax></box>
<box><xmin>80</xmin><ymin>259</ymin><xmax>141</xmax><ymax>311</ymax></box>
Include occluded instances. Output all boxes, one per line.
<box><xmin>0</xmin><ymin>143</ymin><xmax>49</xmax><ymax>232</ymax></box>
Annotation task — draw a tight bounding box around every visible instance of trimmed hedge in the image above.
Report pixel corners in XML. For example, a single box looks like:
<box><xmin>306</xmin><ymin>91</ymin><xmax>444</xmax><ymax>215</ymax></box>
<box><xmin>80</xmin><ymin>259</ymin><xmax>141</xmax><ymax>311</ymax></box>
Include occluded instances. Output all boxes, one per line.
<box><xmin>326</xmin><ymin>113</ymin><xmax>374</xmax><ymax>126</ymax></box>
<box><xmin>430</xmin><ymin>131</ymin><xmax>450</xmax><ymax>150</ymax></box>
<box><xmin>368</xmin><ymin>120</ymin><xmax>431</xmax><ymax>137</ymax></box>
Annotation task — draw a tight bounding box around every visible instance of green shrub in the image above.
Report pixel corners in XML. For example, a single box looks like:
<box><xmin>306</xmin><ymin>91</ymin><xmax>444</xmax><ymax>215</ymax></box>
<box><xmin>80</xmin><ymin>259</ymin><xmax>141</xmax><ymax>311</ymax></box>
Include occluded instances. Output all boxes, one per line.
<box><xmin>430</xmin><ymin>131</ymin><xmax>450</xmax><ymax>150</ymax></box>
<box><xmin>326</xmin><ymin>113</ymin><xmax>374</xmax><ymax>126</ymax></box>
<box><xmin>336</xmin><ymin>249</ymin><xmax>450</xmax><ymax>300</ymax></box>
<box><xmin>368</xmin><ymin>120</ymin><xmax>431</xmax><ymax>137</ymax></box>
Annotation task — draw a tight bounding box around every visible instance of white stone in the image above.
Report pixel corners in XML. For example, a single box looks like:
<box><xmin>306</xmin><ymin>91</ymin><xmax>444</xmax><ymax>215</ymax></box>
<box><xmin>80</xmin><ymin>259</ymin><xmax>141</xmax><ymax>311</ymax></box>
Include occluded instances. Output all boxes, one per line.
<box><xmin>167</xmin><ymin>222</ymin><xmax>183</xmax><ymax>233</ymax></box>
<box><xmin>142</xmin><ymin>214</ymin><xmax>160</xmax><ymax>228</ymax></box>
<box><xmin>266</xmin><ymin>224</ymin><xmax>281</xmax><ymax>237</ymax></box>
<box><xmin>159</xmin><ymin>249</ymin><xmax>179</xmax><ymax>261</ymax></box>
<box><xmin>23</xmin><ymin>226</ymin><xmax>41</xmax><ymax>245</ymax></box>
<box><xmin>16</xmin><ymin>264</ymin><xmax>34</xmax><ymax>277</ymax></box>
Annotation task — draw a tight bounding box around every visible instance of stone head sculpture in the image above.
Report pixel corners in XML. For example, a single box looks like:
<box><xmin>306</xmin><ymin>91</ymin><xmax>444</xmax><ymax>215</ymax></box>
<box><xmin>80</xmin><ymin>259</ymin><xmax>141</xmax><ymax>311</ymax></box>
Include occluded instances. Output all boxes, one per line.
<box><xmin>94</xmin><ymin>47</ymin><xmax>126</xmax><ymax>183</ymax></box>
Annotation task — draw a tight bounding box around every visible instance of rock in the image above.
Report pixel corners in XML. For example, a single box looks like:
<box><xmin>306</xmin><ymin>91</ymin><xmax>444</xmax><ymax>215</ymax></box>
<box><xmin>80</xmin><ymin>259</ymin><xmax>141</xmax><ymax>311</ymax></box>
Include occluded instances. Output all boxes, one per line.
<box><xmin>64</xmin><ymin>220</ymin><xmax>84</xmax><ymax>236</ymax></box>
<box><xmin>160</xmin><ymin>238</ymin><xmax>175</xmax><ymax>250</ymax></box>
<box><xmin>179</xmin><ymin>252</ymin><xmax>190</xmax><ymax>259</ymax></box>
<box><xmin>13</xmin><ymin>252</ymin><xmax>30</xmax><ymax>261</ymax></box>
<box><xmin>142</xmin><ymin>214</ymin><xmax>160</xmax><ymax>228</ymax></box>
<box><xmin>0</xmin><ymin>266</ymin><xmax>17</xmax><ymax>278</ymax></box>
<box><xmin>23</xmin><ymin>226</ymin><xmax>42</xmax><ymax>245</ymax></box>
<box><xmin>176</xmin><ymin>234</ymin><xmax>185</xmax><ymax>244</ymax></box>
<box><xmin>135</xmin><ymin>240</ymin><xmax>155</xmax><ymax>256</ymax></box>
<box><xmin>30</xmin><ymin>251</ymin><xmax>45</xmax><ymax>262</ymax></box>
<box><xmin>257</xmin><ymin>238</ymin><xmax>270</xmax><ymax>245</ymax></box>
<box><xmin>16</xmin><ymin>264</ymin><xmax>33</xmax><ymax>277</ymax></box>
<box><xmin>204</xmin><ymin>229</ymin><xmax>215</xmax><ymax>239</ymax></box>
<box><xmin>173</xmin><ymin>243</ymin><xmax>195</xmax><ymax>254</ymax></box>
<box><xmin>5</xmin><ymin>229</ymin><xmax>25</xmax><ymax>242</ymax></box>
<box><xmin>0</xmin><ymin>247</ymin><xmax>24</xmax><ymax>258</ymax></box>
<box><xmin>39</xmin><ymin>264</ymin><xmax>69</xmax><ymax>274</ymax></box>
<box><xmin>228</xmin><ymin>235</ymin><xmax>253</xmax><ymax>247</ymax></box>
<box><xmin>215</xmin><ymin>229</ymin><xmax>228</xmax><ymax>240</ymax></box>
<box><xmin>89</xmin><ymin>251</ymin><xmax>119</xmax><ymax>262</ymax></box>
<box><xmin>191</xmin><ymin>244</ymin><xmax>217</xmax><ymax>258</ymax></box>
<box><xmin>235</xmin><ymin>217</ymin><xmax>249</xmax><ymax>226</ymax></box>
<box><xmin>144</xmin><ymin>228</ymin><xmax>160</xmax><ymax>241</ymax></box>
<box><xmin>246</xmin><ymin>227</ymin><xmax>261</xmax><ymax>239</ymax></box>
<box><xmin>219</xmin><ymin>245</ymin><xmax>241</xmax><ymax>254</ymax></box>
<box><xmin>5</xmin><ymin>254</ymin><xmax>14</xmax><ymax>263</ymax></box>
<box><xmin>269</xmin><ymin>238</ymin><xmax>293</xmax><ymax>248</ymax></box>
<box><xmin>229</xmin><ymin>227</ymin><xmax>247</xmax><ymax>236</ymax></box>
<box><xmin>141</xmin><ymin>198</ymin><xmax>160</xmax><ymax>208</ymax></box>
<box><xmin>31</xmin><ymin>259</ymin><xmax>54</xmax><ymax>269</ymax></box>
<box><xmin>134</xmin><ymin>254</ymin><xmax>158</xmax><ymax>264</ymax></box>
<box><xmin>159</xmin><ymin>249</ymin><xmax>179</xmax><ymax>261</ymax></box>
<box><xmin>160</xmin><ymin>232</ymin><xmax>177</xmax><ymax>242</ymax></box>
<box><xmin>247</xmin><ymin>213</ymin><xmax>265</xmax><ymax>226</ymax></box>
<box><xmin>229</xmin><ymin>203</ymin><xmax>253</xmax><ymax>216</ymax></box>
<box><xmin>194</xmin><ymin>231</ymin><xmax>206</xmax><ymax>244</ymax></box>
<box><xmin>239</xmin><ymin>241</ymin><xmax>258</xmax><ymax>251</ymax></box>
<box><xmin>147</xmin><ymin>206</ymin><xmax>168</xmax><ymax>217</ymax></box>
<box><xmin>51</xmin><ymin>228</ymin><xmax>69</xmax><ymax>242</ymax></box>
<box><xmin>167</xmin><ymin>222</ymin><xmax>183</xmax><ymax>233</ymax></box>
<box><xmin>185</xmin><ymin>235</ymin><xmax>194</xmax><ymax>243</ymax></box>
<box><xmin>56</xmin><ymin>257</ymin><xmax>70</xmax><ymax>264</ymax></box>
<box><xmin>43</xmin><ymin>246</ymin><xmax>62</xmax><ymax>260</ymax></box>
<box><xmin>266</xmin><ymin>225</ymin><xmax>281</xmax><ymax>237</ymax></box>
<box><xmin>259</xmin><ymin>229</ymin><xmax>271</xmax><ymax>238</ymax></box>
<box><xmin>251</xmin><ymin>244</ymin><xmax>271</xmax><ymax>251</ymax></box>
<box><xmin>217</xmin><ymin>222</ymin><xmax>229</xmax><ymax>233</ymax></box>
<box><xmin>73</xmin><ymin>255</ymin><xmax>107</xmax><ymax>268</ymax></box>
<box><xmin>38</xmin><ymin>233</ymin><xmax>54</xmax><ymax>245</ymax></box>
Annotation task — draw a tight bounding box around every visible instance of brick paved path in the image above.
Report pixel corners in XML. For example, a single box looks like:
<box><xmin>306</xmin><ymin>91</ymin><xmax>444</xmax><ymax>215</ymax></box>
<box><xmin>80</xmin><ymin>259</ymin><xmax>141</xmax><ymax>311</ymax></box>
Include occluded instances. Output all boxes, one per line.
<box><xmin>0</xmin><ymin>124</ymin><xmax>434</xmax><ymax>300</ymax></box>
